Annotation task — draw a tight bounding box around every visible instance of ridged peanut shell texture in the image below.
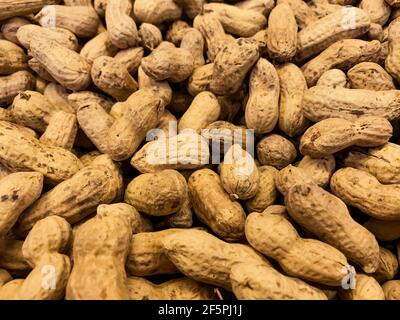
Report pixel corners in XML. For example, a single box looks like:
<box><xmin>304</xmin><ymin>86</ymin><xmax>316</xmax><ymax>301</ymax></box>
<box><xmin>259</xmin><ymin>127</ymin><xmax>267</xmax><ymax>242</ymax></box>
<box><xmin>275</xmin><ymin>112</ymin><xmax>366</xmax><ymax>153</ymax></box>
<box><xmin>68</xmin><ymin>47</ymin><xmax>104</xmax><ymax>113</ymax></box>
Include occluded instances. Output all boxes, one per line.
<box><xmin>246</xmin><ymin>210</ymin><xmax>348</xmax><ymax>286</ymax></box>
<box><xmin>230</xmin><ymin>263</ymin><xmax>327</xmax><ymax>300</ymax></box>
<box><xmin>331</xmin><ymin>168</ymin><xmax>400</xmax><ymax>220</ymax></box>
<box><xmin>188</xmin><ymin>169</ymin><xmax>246</xmax><ymax>241</ymax></box>
<box><xmin>125</xmin><ymin>170</ymin><xmax>188</xmax><ymax>217</ymax></box>
<box><xmin>285</xmin><ymin>183</ymin><xmax>380</xmax><ymax>273</ymax></box>
<box><xmin>162</xmin><ymin>229</ymin><xmax>269</xmax><ymax>290</ymax></box>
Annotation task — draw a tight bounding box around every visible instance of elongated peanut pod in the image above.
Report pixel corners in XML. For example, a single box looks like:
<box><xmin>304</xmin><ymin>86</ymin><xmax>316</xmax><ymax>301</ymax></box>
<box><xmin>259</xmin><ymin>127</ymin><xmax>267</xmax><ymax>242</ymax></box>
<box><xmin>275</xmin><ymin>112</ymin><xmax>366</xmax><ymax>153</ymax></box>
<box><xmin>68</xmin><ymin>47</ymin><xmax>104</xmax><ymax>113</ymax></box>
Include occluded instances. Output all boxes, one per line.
<box><xmin>80</xmin><ymin>32</ymin><xmax>119</xmax><ymax>64</ymax></box>
<box><xmin>302</xmin><ymin>86</ymin><xmax>400</xmax><ymax>122</ymax></box>
<box><xmin>0</xmin><ymin>121</ymin><xmax>81</xmax><ymax>184</ymax></box>
<box><xmin>245</xmin><ymin>58</ymin><xmax>279</xmax><ymax>135</ymax></box>
<box><xmin>0</xmin><ymin>172</ymin><xmax>43</xmax><ymax>237</ymax></box>
<box><xmin>30</xmin><ymin>38</ymin><xmax>91</xmax><ymax>91</ymax></box>
<box><xmin>277</xmin><ymin>63</ymin><xmax>309</xmax><ymax>137</ymax></box>
<box><xmin>0</xmin><ymin>71</ymin><xmax>35</xmax><ymax>107</ymax></box>
<box><xmin>178</xmin><ymin>92</ymin><xmax>220</xmax><ymax>134</ymax></box>
<box><xmin>246</xmin><ymin>210</ymin><xmax>348</xmax><ymax>286</ymax></box>
<box><xmin>162</xmin><ymin>229</ymin><xmax>270</xmax><ymax>290</ymax></box>
<box><xmin>296</xmin><ymin>7</ymin><xmax>371</xmax><ymax>62</ymax></box>
<box><xmin>40</xmin><ymin>111</ymin><xmax>77</xmax><ymax>150</ymax></box>
<box><xmin>285</xmin><ymin>183</ymin><xmax>380</xmax><ymax>273</ymax></box>
<box><xmin>106</xmin><ymin>0</ymin><xmax>138</xmax><ymax>49</ymax></box>
<box><xmin>267</xmin><ymin>3</ymin><xmax>298</xmax><ymax>62</ymax></box>
<box><xmin>300</xmin><ymin>117</ymin><xmax>392</xmax><ymax>157</ymax></box>
<box><xmin>0</xmin><ymin>0</ymin><xmax>59</xmax><ymax>21</ymax></box>
<box><xmin>188</xmin><ymin>169</ymin><xmax>246</xmax><ymax>241</ymax></box>
<box><xmin>331</xmin><ymin>168</ymin><xmax>400</xmax><ymax>220</ymax></box>
<box><xmin>35</xmin><ymin>5</ymin><xmax>100</xmax><ymax>38</ymax></box>
<box><xmin>302</xmin><ymin>39</ymin><xmax>381</xmax><ymax>87</ymax></box>
<box><xmin>230</xmin><ymin>263</ymin><xmax>327</xmax><ymax>300</ymax></box>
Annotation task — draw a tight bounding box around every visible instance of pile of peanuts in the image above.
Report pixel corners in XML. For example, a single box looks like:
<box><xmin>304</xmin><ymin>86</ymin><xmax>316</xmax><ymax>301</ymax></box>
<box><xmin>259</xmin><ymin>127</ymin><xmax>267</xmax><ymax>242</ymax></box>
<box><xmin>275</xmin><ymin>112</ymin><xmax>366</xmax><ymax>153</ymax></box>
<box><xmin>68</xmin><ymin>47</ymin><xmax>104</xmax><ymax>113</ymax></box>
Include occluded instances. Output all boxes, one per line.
<box><xmin>0</xmin><ymin>0</ymin><xmax>400</xmax><ymax>300</ymax></box>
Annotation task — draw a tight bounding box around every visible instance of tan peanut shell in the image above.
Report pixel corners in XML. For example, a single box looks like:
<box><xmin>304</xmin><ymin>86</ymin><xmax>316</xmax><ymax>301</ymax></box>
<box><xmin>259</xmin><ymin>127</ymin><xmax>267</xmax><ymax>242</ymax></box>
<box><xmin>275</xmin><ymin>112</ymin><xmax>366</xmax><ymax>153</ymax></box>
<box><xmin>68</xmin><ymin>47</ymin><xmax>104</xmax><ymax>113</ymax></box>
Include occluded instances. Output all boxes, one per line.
<box><xmin>30</xmin><ymin>37</ymin><xmax>91</xmax><ymax>91</ymax></box>
<box><xmin>10</xmin><ymin>90</ymin><xmax>55</xmax><ymax>132</ymax></box>
<box><xmin>134</xmin><ymin>0</ymin><xmax>182</xmax><ymax>25</ymax></box>
<box><xmin>347</xmin><ymin>62</ymin><xmax>395</xmax><ymax>90</ymax></box>
<box><xmin>267</xmin><ymin>3</ymin><xmax>297</xmax><ymax>62</ymax></box>
<box><xmin>193</xmin><ymin>13</ymin><xmax>232</xmax><ymax>62</ymax></box>
<box><xmin>188</xmin><ymin>169</ymin><xmax>246</xmax><ymax>241</ymax></box>
<box><xmin>246</xmin><ymin>210</ymin><xmax>348</xmax><ymax>286</ymax></box>
<box><xmin>126</xmin><ymin>229</ymin><xmax>181</xmax><ymax>276</ymax></box>
<box><xmin>107</xmin><ymin>88</ymin><xmax>166</xmax><ymax>161</ymax></box>
<box><xmin>43</xmin><ymin>83</ymin><xmax>74</xmax><ymax>114</ymax></box>
<box><xmin>0</xmin><ymin>216</ymin><xmax>71</xmax><ymax>300</ymax></box>
<box><xmin>106</xmin><ymin>0</ymin><xmax>138</xmax><ymax>49</ymax></box>
<box><xmin>220</xmin><ymin>144</ymin><xmax>260</xmax><ymax>200</ymax></box>
<box><xmin>187</xmin><ymin>63</ymin><xmax>214</xmax><ymax>96</ymax></box>
<box><xmin>277</xmin><ymin>0</ymin><xmax>318</xmax><ymax>29</ymax></box>
<box><xmin>178</xmin><ymin>92</ymin><xmax>220</xmax><ymax>134</ymax></box>
<box><xmin>131</xmin><ymin>132</ymin><xmax>210</xmax><ymax>173</ymax></box>
<box><xmin>96</xmin><ymin>203</ymin><xmax>153</xmax><ymax>235</ymax></box>
<box><xmin>300</xmin><ymin>117</ymin><xmax>392</xmax><ymax>157</ymax></box>
<box><xmin>0</xmin><ymin>239</ymin><xmax>31</xmax><ymax>276</ymax></box>
<box><xmin>68</xmin><ymin>91</ymin><xmax>114</xmax><ymax>113</ymax></box>
<box><xmin>0</xmin><ymin>121</ymin><xmax>81</xmax><ymax>184</ymax></box>
<box><xmin>339</xmin><ymin>274</ymin><xmax>385</xmax><ymax>300</ymax></box>
<box><xmin>285</xmin><ymin>182</ymin><xmax>380</xmax><ymax>273</ymax></box>
<box><xmin>127</xmin><ymin>277</ymin><xmax>215</xmax><ymax>300</ymax></box>
<box><xmin>382</xmin><ymin>281</ymin><xmax>400</xmax><ymax>300</ymax></box>
<box><xmin>39</xmin><ymin>111</ymin><xmax>77</xmax><ymax>150</ymax></box>
<box><xmin>76</xmin><ymin>102</ymin><xmax>114</xmax><ymax>154</ymax></box>
<box><xmin>125</xmin><ymin>170</ymin><xmax>188</xmax><ymax>217</ymax></box>
<box><xmin>344</xmin><ymin>143</ymin><xmax>400</xmax><ymax>184</ymax></box>
<box><xmin>275</xmin><ymin>165</ymin><xmax>317</xmax><ymax>197</ymax></box>
<box><xmin>385</xmin><ymin>19</ymin><xmax>400</xmax><ymax>83</ymax></box>
<box><xmin>80</xmin><ymin>32</ymin><xmax>119</xmax><ymax>64</ymax></box>
<box><xmin>166</xmin><ymin>20</ymin><xmax>190</xmax><ymax>46</ymax></box>
<box><xmin>138</xmin><ymin>23</ymin><xmax>162</xmax><ymax>52</ymax></box>
<box><xmin>35</xmin><ymin>5</ymin><xmax>99</xmax><ymax>38</ymax></box>
<box><xmin>66</xmin><ymin>209</ymin><xmax>131</xmax><ymax>300</ymax></box>
<box><xmin>0</xmin><ymin>40</ymin><xmax>28</xmax><ymax>75</ymax></box>
<box><xmin>257</xmin><ymin>134</ymin><xmax>297</xmax><ymax>169</ymax></box>
<box><xmin>245</xmin><ymin>58</ymin><xmax>279</xmax><ymax>135</ymax></box>
<box><xmin>331</xmin><ymin>167</ymin><xmax>400</xmax><ymax>220</ymax></box>
<box><xmin>174</xmin><ymin>0</ymin><xmax>204</xmax><ymax>19</ymax></box>
<box><xmin>302</xmin><ymin>39</ymin><xmax>381</xmax><ymax>87</ymax></box>
<box><xmin>202</xmin><ymin>121</ymin><xmax>253</xmax><ymax>154</ymax></box>
<box><xmin>91</xmin><ymin>56</ymin><xmax>138</xmax><ymax>101</ymax></box>
<box><xmin>211</xmin><ymin>38</ymin><xmax>259</xmax><ymax>96</ymax></box>
<box><xmin>141</xmin><ymin>44</ymin><xmax>194</xmax><ymax>83</ymax></box>
<box><xmin>162</xmin><ymin>229</ymin><xmax>270</xmax><ymax>290</ymax></box>
<box><xmin>0</xmin><ymin>0</ymin><xmax>59</xmax><ymax>21</ymax></box>
<box><xmin>17</xmin><ymin>25</ymin><xmax>78</xmax><ymax>51</ymax></box>
<box><xmin>1</xmin><ymin>17</ymin><xmax>30</xmax><ymax>45</ymax></box>
<box><xmin>277</xmin><ymin>63</ymin><xmax>309</xmax><ymax>137</ymax></box>
<box><xmin>180</xmin><ymin>28</ymin><xmax>206</xmax><ymax>69</ymax></box>
<box><xmin>114</xmin><ymin>47</ymin><xmax>144</xmax><ymax>74</ymax></box>
<box><xmin>364</xmin><ymin>219</ymin><xmax>400</xmax><ymax>241</ymax></box>
<box><xmin>16</xmin><ymin>155</ymin><xmax>121</xmax><ymax>236</ymax></box>
<box><xmin>302</xmin><ymin>86</ymin><xmax>400</xmax><ymax>122</ymax></box>
<box><xmin>230</xmin><ymin>263</ymin><xmax>327</xmax><ymax>300</ymax></box>
<box><xmin>203</xmin><ymin>3</ymin><xmax>267</xmax><ymax>37</ymax></box>
<box><xmin>359</xmin><ymin>0</ymin><xmax>391</xmax><ymax>25</ymax></box>
<box><xmin>372</xmin><ymin>248</ymin><xmax>399</xmax><ymax>283</ymax></box>
<box><xmin>0</xmin><ymin>172</ymin><xmax>43</xmax><ymax>237</ymax></box>
<box><xmin>298</xmin><ymin>155</ymin><xmax>336</xmax><ymax>188</ymax></box>
<box><xmin>0</xmin><ymin>71</ymin><xmax>35</xmax><ymax>106</ymax></box>
<box><xmin>296</xmin><ymin>7</ymin><xmax>371</xmax><ymax>62</ymax></box>
<box><xmin>245</xmin><ymin>166</ymin><xmax>278</xmax><ymax>213</ymax></box>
